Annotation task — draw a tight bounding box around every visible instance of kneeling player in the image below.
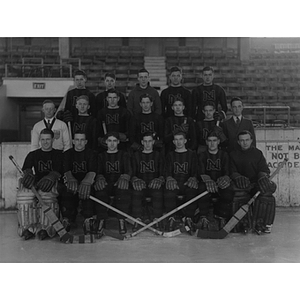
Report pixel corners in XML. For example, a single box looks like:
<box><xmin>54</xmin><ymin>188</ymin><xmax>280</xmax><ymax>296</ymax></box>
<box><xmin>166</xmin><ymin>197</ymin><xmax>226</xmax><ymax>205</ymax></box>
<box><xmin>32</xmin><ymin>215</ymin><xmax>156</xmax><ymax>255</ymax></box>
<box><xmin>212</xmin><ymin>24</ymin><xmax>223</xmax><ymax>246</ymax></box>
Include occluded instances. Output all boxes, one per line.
<box><xmin>230</xmin><ymin>130</ymin><xmax>277</xmax><ymax>234</ymax></box>
<box><xmin>197</xmin><ymin>131</ymin><xmax>234</xmax><ymax>230</ymax></box>
<box><xmin>131</xmin><ymin>132</ymin><xmax>165</xmax><ymax>231</ymax></box>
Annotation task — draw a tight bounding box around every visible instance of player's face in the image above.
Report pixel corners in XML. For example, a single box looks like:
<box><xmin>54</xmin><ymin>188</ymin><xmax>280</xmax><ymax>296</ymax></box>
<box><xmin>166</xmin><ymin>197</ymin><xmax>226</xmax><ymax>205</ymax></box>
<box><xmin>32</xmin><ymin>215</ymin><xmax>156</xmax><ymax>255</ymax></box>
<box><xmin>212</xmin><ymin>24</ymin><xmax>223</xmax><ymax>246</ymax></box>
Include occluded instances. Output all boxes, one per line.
<box><xmin>42</xmin><ymin>103</ymin><xmax>56</xmax><ymax>119</ymax></box>
<box><xmin>172</xmin><ymin>101</ymin><xmax>185</xmax><ymax>115</ymax></box>
<box><xmin>106</xmin><ymin>136</ymin><xmax>119</xmax><ymax>152</ymax></box>
<box><xmin>105</xmin><ymin>76</ymin><xmax>116</xmax><ymax>90</ymax></box>
<box><xmin>203</xmin><ymin>105</ymin><xmax>215</xmax><ymax>120</ymax></box>
<box><xmin>107</xmin><ymin>93</ymin><xmax>119</xmax><ymax>108</ymax></box>
<box><xmin>140</xmin><ymin>97</ymin><xmax>153</xmax><ymax>113</ymax></box>
<box><xmin>138</xmin><ymin>72</ymin><xmax>149</xmax><ymax>88</ymax></box>
<box><xmin>74</xmin><ymin>75</ymin><xmax>86</xmax><ymax>89</ymax></box>
<box><xmin>73</xmin><ymin>134</ymin><xmax>87</xmax><ymax>151</ymax></box>
<box><xmin>141</xmin><ymin>136</ymin><xmax>154</xmax><ymax>151</ymax></box>
<box><xmin>40</xmin><ymin>134</ymin><xmax>53</xmax><ymax>151</ymax></box>
<box><xmin>231</xmin><ymin>100</ymin><xmax>243</xmax><ymax>117</ymax></box>
<box><xmin>238</xmin><ymin>134</ymin><xmax>253</xmax><ymax>150</ymax></box>
<box><xmin>173</xmin><ymin>134</ymin><xmax>187</xmax><ymax>150</ymax></box>
<box><xmin>202</xmin><ymin>70</ymin><xmax>214</xmax><ymax>85</ymax></box>
<box><xmin>170</xmin><ymin>71</ymin><xmax>182</xmax><ymax>86</ymax></box>
<box><xmin>76</xmin><ymin>99</ymin><xmax>90</xmax><ymax>114</ymax></box>
<box><xmin>206</xmin><ymin>136</ymin><xmax>220</xmax><ymax>152</ymax></box>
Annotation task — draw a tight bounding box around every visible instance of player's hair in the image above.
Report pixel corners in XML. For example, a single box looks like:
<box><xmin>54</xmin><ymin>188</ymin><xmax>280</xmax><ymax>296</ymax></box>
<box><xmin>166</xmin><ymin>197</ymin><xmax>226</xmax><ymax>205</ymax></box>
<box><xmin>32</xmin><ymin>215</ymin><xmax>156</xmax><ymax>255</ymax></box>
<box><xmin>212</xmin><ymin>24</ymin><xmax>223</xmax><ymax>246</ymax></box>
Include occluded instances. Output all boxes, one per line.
<box><xmin>73</xmin><ymin>130</ymin><xmax>86</xmax><ymax>138</ymax></box>
<box><xmin>138</xmin><ymin>68</ymin><xmax>149</xmax><ymax>75</ymax></box>
<box><xmin>169</xmin><ymin>66</ymin><xmax>182</xmax><ymax>74</ymax></box>
<box><xmin>172</xmin><ymin>97</ymin><xmax>184</xmax><ymax>105</ymax></box>
<box><xmin>140</xmin><ymin>93</ymin><xmax>153</xmax><ymax>102</ymax></box>
<box><xmin>237</xmin><ymin>130</ymin><xmax>253</xmax><ymax>140</ymax></box>
<box><xmin>40</xmin><ymin>128</ymin><xmax>54</xmax><ymax>138</ymax></box>
<box><xmin>207</xmin><ymin>131</ymin><xmax>220</xmax><ymax>140</ymax></box>
<box><xmin>104</xmin><ymin>72</ymin><xmax>116</xmax><ymax>80</ymax></box>
<box><xmin>105</xmin><ymin>131</ymin><xmax>120</xmax><ymax>140</ymax></box>
<box><xmin>173</xmin><ymin>130</ymin><xmax>186</xmax><ymax>139</ymax></box>
<box><xmin>74</xmin><ymin>69</ymin><xmax>87</xmax><ymax>78</ymax></box>
<box><xmin>42</xmin><ymin>99</ymin><xmax>55</xmax><ymax>107</ymax></box>
<box><xmin>142</xmin><ymin>132</ymin><xmax>156</xmax><ymax>140</ymax></box>
<box><xmin>107</xmin><ymin>89</ymin><xmax>120</xmax><ymax>97</ymax></box>
<box><xmin>76</xmin><ymin>95</ymin><xmax>89</xmax><ymax>103</ymax></box>
<box><xmin>202</xmin><ymin>66</ymin><xmax>214</xmax><ymax>73</ymax></box>
<box><xmin>202</xmin><ymin>100</ymin><xmax>216</xmax><ymax>110</ymax></box>
<box><xmin>231</xmin><ymin>97</ymin><xmax>243</xmax><ymax>106</ymax></box>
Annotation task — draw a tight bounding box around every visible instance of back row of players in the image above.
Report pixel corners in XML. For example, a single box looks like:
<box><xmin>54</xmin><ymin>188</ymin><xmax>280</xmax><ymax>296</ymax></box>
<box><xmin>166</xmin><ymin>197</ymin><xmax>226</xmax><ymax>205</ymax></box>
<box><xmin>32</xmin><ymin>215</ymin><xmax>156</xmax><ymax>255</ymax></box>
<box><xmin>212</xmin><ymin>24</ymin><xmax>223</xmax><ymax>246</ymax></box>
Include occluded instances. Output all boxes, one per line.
<box><xmin>17</xmin><ymin>67</ymin><xmax>276</xmax><ymax>241</ymax></box>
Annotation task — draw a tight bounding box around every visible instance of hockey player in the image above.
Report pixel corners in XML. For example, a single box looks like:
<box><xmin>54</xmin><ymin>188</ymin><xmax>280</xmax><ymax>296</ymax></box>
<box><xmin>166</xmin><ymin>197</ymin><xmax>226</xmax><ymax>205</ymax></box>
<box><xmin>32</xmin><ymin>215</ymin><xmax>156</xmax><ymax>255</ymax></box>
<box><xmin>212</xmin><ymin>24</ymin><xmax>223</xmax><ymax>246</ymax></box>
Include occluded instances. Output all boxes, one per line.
<box><xmin>197</xmin><ymin>131</ymin><xmax>234</xmax><ymax>230</ymax></box>
<box><xmin>131</xmin><ymin>132</ymin><xmax>165</xmax><ymax>231</ymax></box>
<box><xmin>18</xmin><ymin>128</ymin><xmax>63</xmax><ymax>240</ymax></box>
<box><xmin>192</xmin><ymin>66</ymin><xmax>227</xmax><ymax>121</ymax></box>
<box><xmin>94</xmin><ymin>132</ymin><xmax>132</xmax><ymax>234</ymax></box>
<box><xmin>164</xmin><ymin>98</ymin><xmax>197</xmax><ymax>154</ymax></box>
<box><xmin>164</xmin><ymin>131</ymin><xmax>199</xmax><ymax>232</ymax></box>
<box><xmin>129</xmin><ymin>93</ymin><xmax>164</xmax><ymax>153</ymax></box>
<box><xmin>60</xmin><ymin>131</ymin><xmax>98</xmax><ymax>234</ymax></box>
<box><xmin>229</xmin><ymin>130</ymin><xmax>277</xmax><ymax>234</ymax></box>
<box><xmin>31</xmin><ymin>100</ymin><xmax>71</xmax><ymax>152</ymax></box>
<box><xmin>160</xmin><ymin>66</ymin><xmax>194</xmax><ymax>119</ymax></box>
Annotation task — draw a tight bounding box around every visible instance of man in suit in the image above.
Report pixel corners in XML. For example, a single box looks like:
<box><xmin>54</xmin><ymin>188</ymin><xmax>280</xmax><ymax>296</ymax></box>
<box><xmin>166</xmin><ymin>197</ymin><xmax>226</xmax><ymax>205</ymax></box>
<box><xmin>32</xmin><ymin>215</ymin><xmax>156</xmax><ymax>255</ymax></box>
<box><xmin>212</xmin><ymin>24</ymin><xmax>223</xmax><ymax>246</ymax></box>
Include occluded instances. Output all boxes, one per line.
<box><xmin>221</xmin><ymin>97</ymin><xmax>256</xmax><ymax>153</ymax></box>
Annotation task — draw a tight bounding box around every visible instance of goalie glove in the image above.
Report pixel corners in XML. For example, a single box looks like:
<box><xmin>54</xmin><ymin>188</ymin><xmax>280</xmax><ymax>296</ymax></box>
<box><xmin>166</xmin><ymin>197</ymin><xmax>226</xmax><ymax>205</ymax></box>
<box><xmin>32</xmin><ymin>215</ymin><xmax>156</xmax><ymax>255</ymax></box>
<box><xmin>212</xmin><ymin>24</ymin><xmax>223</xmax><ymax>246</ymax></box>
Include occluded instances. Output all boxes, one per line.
<box><xmin>64</xmin><ymin>171</ymin><xmax>78</xmax><ymax>194</ymax></box>
<box><xmin>78</xmin><ymin>172</ymin><xmax>96</xmax><ymax>200</ymax></box>
<box><xmin>258</xmin><ymin>172</ymin><xmax>272</xmax><ymax>194</ymax></box>
<box><xmin>148</xmin><ymin>176</ymin><xmax>165</xmax><ymax>189</ymax></box>
<box><xmin>94</xmin><ymin>174</ymin><xmax>107</xmax><ymax>191</ymax></box>
<box><xmin>216</xmin><ymin>175</ymin><xmax>231</xmax><ymax>189</ymax></box>
<box><xmin>184</xmin><ymin>177</ymin><xmax>199</xmax><ymax>189</ymax></box>
<box><xmin>234</xmin><ymin>175</ymin><xmax>251</xmax><ymax>189</ymax></box>
<box><xmin>36</xmin><ymin>171</ymin><xmax>60</xmax><ymax>192</ymax></box>
<box><xmin>132</xmin><ymin>176</ymin><xmax>146</xmax><ymax>191</ymax></box>
<box><xmin>166</xmin><ymin>176</ymin><xmax>179</xmax><ymax>191</ymax></box>
<box><xmin>115</xmin><ymin>174</ymin><xmax>130</xmax><ymax>190</ymax></box>
<box><xmin>201</xmin><ymin>174</ymin><xmax>218</xmax><ymax>193</ymax></box>
<box><xmin>21</xmin><ymin>169</ymin><xmax>35</xmax><ymax>189</ymax></box>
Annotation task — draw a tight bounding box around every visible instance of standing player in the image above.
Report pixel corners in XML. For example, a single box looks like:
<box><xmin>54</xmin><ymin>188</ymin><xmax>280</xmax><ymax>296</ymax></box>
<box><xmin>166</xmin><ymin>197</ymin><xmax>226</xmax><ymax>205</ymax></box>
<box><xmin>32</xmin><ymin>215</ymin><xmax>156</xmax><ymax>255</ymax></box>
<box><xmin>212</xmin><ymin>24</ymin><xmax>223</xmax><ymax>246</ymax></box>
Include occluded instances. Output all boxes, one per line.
<box><xmin>18</xmin><ymin>128</ymin><xmax>63</xmax><ymax>240</ymax></box>
<box><xmin>94</xmin><ymin>132</ymin><xmax>132</xmax><ymax>234</ymax></box>
<box><xmin>160</xmin><ymin>66</ymin><xmax>194</xmax><ymax>119</ymax></box>
<box><xmin>197</xmin><ymin>131</ymin><xmax>234</xmax><ymax>230</ymax></box>
<box><xmin>230</xmin><ymin>130</ymin><xmax>277</xmax><ymax>234</ymax></box>
<box><xmin>131</xmin><ymin>132</ymin><xmax>165</xmax><ymax>231</ymax></box>
<box><xmin>60</xmin><ymin>132</ymin><xmax>98</xmax><ymax>234</ymax></box>
<box><xmin>164</xmin><ymin>131</ymin><xmax>199</xmax><ymax>232</ymax></box>
<box><xmin>192</xmin><ymin>66</ymin><xmax>227</xmax><ymax>121</ymax></box>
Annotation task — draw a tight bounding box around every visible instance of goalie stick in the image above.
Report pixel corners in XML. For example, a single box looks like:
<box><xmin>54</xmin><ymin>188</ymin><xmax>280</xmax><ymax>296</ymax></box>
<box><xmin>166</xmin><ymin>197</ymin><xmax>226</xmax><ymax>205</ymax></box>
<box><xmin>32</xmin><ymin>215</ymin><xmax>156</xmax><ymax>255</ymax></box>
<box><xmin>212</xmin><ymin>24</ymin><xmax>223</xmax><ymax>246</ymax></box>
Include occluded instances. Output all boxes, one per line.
<box><xmin>196</xmin><ymin>158</ymin><xmax>288</xmax><ymax>239</ymax></box>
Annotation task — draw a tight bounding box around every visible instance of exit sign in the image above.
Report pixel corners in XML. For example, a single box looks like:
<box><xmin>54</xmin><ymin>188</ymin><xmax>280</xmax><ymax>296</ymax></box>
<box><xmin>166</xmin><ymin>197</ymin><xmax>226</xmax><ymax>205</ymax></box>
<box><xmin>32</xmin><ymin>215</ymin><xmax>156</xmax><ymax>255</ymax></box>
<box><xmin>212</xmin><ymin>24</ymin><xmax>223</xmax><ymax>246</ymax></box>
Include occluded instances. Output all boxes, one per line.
<box><xmin>33</xmin><ymin>82</ymin><xmax>45</xmax><ymax>89</ymax></box>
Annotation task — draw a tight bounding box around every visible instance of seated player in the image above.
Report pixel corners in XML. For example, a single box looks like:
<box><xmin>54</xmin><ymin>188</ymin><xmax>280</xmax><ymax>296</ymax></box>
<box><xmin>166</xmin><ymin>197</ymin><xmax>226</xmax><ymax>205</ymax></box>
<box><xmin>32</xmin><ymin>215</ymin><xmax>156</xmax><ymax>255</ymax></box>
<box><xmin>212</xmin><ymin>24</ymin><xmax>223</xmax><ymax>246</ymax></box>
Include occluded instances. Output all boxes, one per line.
<box><xmin>18</xmin><ymin>128</ymin><xmax>63</xmax><ymax>240</ymax></box>
<box><xmin>94</xmin><ymin>132</ymin><xmax>132</xmax><ymax>234</ymax></box>
<box><xmin>229</xmin><ymin>130</ymin><xmax>277</xmax><ymax>234</ymax></box>
<box><xmin>60</xmin><ymin>132</ymin><xmax>98</xmax><ymax>234</ymax></box>
<box><xmin>164</xmin><ymin>131</ymin><xmax>199</xmax><ymax>232</ymax></box>
<box><xmin>131</xmin><ymin>132</ymin><xmax>165</xmax><ymax>231</ymax></box>
<box><xmin>164</xmin><ymin>98</ymin><xmax>197</xmax><ymax>154</ymax></box>
<box><xmin>197</xmin><ymin>131</ymin><xmax>234</xmax><ymax>230</ymax></box>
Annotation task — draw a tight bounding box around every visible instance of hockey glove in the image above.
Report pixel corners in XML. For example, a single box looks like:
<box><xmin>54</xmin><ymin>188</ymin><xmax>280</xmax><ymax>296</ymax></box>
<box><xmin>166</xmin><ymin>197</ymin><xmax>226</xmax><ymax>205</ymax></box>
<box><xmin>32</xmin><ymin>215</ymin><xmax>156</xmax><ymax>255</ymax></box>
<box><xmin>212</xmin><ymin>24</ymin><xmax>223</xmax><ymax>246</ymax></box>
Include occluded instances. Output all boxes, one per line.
<box><xmin>213</xmin><ymin>125</ymin><xmax>227</xmax><ymax>143</ymax></box>
<box><xmin>37</xmin><ymin>171</ymin><xmax>61</xmax><ymax>192</ymax></box>
<box><xmin>78</xmin><ymin>172</ymin><xmax>96</xmax><ymax>200</ymax></box>
<box><xmin>56</xmin><ymin>110</ymin><xmax>64</xmax><ymax>121</ymax></box>
<box><xmin>131</xmin><ymin>142</ymin><xmax>143</xmax><ymax>152</ymax></box>
<box><xmin>118</xmin><ymin>132</ymin><xmax>127</xmax><ymax>142</ymax></box>
<box><xmin>98</xmin><ymin>137</ymin><xmax>108</xmax><ymax>150</ymax></box>
<box><xmin>201</xmin><ymin>174</ymin><xmax>218</xmax><ymax>193</ymax></box>
<box><xmin>132</xmin><ymin>176</ymin><xmax>146</xmax><ymax>191</ymax></box>
<box><xmin>94</xmin><ymin>174</ymin><xmax>107</xmax><ymax>191</ymax></box>
<box><xmin>184</xmin><ymin>177</ymin><xmax>199</xmax><ymax>189</ymax></box>
<box><xmin>216</xmin><ymin>175</ymin><xmax>231</xmax><ymax>189</ymax></box>
<box><xmin>21</xmin><ymin>169</ymin><xmax>35</xmax><ymax>189</ymax></box>
<box><xmin>148</xmin><ymin>176</ymin><xmax>165</xmax><ymax>189</ymax></box>
<box><xmin>115</xmin><ymin>174</ymin><xmax>130</xmax><ymax>190</ymax></box>
<box><xmin>63</xmin><ymin>110</ymin><xmax>73</xmax><ymax>123</ymax></box>
<box><xmin>154</xmin><ymin>139</ymin><xmax>164</xmax><ymax>149</ymax></box>
<box><xmin>235</xmin><ymin>175</ymin><xmax>251</xmax><ymax>189</ymax></box>
<box><xmin>258</xmin><ymin>172</ymin><xmax>272</xmax><ymax>194</ymax></box>
<box><xmin>166</xmin><ymin>176</ymin><xmax>179</xmax><ymax>190</ymax></box>
<box><xmin>64</xmin><ymin>171</ymin><xmax>78</xmax><ymax>194</ymax></box>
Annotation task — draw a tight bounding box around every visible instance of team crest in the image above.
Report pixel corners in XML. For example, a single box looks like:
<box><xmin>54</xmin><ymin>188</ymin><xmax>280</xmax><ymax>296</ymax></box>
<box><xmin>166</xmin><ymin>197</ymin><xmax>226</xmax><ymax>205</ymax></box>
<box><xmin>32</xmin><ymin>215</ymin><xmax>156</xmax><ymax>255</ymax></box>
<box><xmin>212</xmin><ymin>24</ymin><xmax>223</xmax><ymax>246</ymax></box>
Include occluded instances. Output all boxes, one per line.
<box><xmin>53</xmin><ymin>130</ymin><xmax>60</xmax><ymax>140</ymax></box>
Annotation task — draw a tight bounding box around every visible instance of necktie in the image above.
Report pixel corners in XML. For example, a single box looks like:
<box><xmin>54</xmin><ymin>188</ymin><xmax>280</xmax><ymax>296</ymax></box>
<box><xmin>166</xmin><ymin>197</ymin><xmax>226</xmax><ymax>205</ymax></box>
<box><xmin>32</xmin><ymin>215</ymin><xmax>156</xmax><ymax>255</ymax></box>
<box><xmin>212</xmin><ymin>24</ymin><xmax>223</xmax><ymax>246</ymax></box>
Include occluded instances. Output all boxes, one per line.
<box><xmin>236</xmin><ymin>118</ymin><xmax>240</xmax><ymax>126</ymax></box>
<box><xmin>47</xmin><ymin>120</ymin><xmax>51</xmax><ymax>129</ymax></box>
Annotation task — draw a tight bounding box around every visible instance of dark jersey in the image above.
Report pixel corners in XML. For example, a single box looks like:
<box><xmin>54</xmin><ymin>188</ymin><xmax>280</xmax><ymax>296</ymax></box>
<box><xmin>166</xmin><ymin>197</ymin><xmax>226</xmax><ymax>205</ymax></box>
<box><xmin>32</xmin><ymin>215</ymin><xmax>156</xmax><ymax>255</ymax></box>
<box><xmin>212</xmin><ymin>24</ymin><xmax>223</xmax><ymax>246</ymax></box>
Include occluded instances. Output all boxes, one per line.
<box><xmin>63</xmin><ymin>148</ymin><xmax>98</xmax><ymax>182</ymax></box>
<box><xmin>198</xmin><ymin>150</ymin><xmax>230</xmax><ymax>181</ymax></box>
<box><xmin>131</xmin><ymin>150</ymin><xmax>165</xmax><ymax>184</ymax></box>
<box><xmin>160</xmin><ymin>86</ymin><xmax>194</xmax><ymax>119</ymax></box>
<box><xmin>65</xmin><ymin>88</ymin><xmax>96</xmax><ymax>118</ymax></box>
<box><xmin>192</xmin><ymin>84</ymin><xmax>227</xmax><ymax>121</ymax></box>
<box><xmin>165</xmin><ymin>149</ymin><xmax>198</xmax><ymax>183</ymax></box>
<box><xmin>129</xmin><ymin>112</ymin><xmax>164</xmax><ymax>144</ymax></box>
<box><xmin>95</xmin><ymin>90</ymin><xmax>127</xmax><ymax>114</ymax></box>
<box><xmin>196</xmin><ymin>119</ymin><xmax>217</xmax><ymax>146</ymax></box>
<box><xmin>97</xmin><ymin>150</ymin><xmax>132</xmax><ymax>183</ymax></box>
<box><xmin>22</xmin><ymin>149</ymin><xmax>63</xmax><ymax>182</ymax></box>
<box><xmin>229</xmin><ymin>147</ymin><xmax>270</xmax><ymax>183</ymax></box>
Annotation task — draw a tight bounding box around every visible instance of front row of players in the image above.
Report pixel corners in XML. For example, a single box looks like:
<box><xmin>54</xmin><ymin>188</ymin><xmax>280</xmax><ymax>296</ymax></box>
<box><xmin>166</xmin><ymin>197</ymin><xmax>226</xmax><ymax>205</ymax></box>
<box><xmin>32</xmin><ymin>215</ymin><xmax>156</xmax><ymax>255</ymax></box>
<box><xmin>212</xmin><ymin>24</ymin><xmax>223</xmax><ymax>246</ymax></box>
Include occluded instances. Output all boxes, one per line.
<box><xmin>16</xmin><ymin>128</ymin><xmax>277</xmax><ymax>240</ymax></box>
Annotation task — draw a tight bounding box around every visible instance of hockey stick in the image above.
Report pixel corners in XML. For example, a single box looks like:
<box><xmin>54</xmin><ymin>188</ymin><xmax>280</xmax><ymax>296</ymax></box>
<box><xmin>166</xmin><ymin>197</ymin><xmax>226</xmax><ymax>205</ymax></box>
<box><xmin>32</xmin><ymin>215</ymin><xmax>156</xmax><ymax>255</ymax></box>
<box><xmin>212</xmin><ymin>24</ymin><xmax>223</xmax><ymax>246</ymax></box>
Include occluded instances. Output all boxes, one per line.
<box><xmin>89</xmin><ymin>195</ymin><xmax>189</xmax><ymax>239</ymax></box>
<box><xmin>126</xmin><ymin>190</ymin><xmax>209</xmax><ymax>239</ymax></box>
<box><xmin>197</xmin><ymin>158</ymin><xmax>288</xmax><ymax>239</ymax></box>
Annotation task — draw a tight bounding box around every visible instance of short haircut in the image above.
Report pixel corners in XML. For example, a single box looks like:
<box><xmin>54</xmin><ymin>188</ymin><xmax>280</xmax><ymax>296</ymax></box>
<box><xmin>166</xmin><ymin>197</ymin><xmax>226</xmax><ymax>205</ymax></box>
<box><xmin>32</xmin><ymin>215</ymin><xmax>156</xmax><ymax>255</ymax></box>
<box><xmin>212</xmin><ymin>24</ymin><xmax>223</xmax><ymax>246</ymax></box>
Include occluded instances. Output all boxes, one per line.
<box><xmin>140</xmin><ymin>93</ymin><xmax>153</xmax><ymax>102</ymax></box>
<box><xmin>104</xmin><ymin>72</ymin><xmax>116</xmax><ymax>80</ymax></box>
<box><xmin>105</xmin><ymin>131</ymin><xmax>119</xmax><ymax>140</ymax></box>
<box><xmin>107</xmin><ymin>89</ymin><xmax>119</xmax><ymax>97</ymax></box>
<box><xmin>202</xmin><ymin>100</ymin><xmax>216</xmax><ymax>110</ymax></box>
<box><xmin>231</xmin><ymin>97</ymin><xmax>243</xmax><ymax>106</ymax></box>
<box><xmin>207</xmin><ymin>131</ymin><xmax>220</xmax><ymax>140</ymax></box>
<box><xmin>138</xmin><ymin>68</ymin><xmax>149</xmax><ymax>75</ymax></box>
<box><xmin>142</xmin><ymin>132</ymin><xmax>156</xmax><ymax>140</ymax></box>
<box><xmin>76</xmin><ymin>95</ymin><xmax>89</xmax><ymax>103</ymax></box>
<box><xmin>172</xmin><ymin>97</ymin><xmax>184</xmax><ymax>105</ymax></box>
<box><xmin>74</xmin><ymin>130</ymin><xmax>87</xmax><ymax>138</ymax></box>
<box><xmin>74</xmin><ymin>69</ymin><xmax>87</xmax><ymax>78</ymax></box>
<box><xmin>42</xmin><ymin>99</ymin><xmax>55</xmax><ymax>107</ymax></box>
<box><xmin>173</xmin><ymin>129</ymin><xmax>186</xmax><ymax>139</ymax></box>
<box><xmin>169</xmin><ymin>66</ymin><xmax>182</xmax><ymax>74</ymax></box>
<box><xmin>202</xmin><ymin>66</ymin><xmax>214</xmax><ymax>73</ymax></box>
<box><xmin>237</xmin><ymin>130</ymin><xmax>253</xmax><ymax>140</ymax></box>
<box><xmin>40</xmin><ymin>128</ymin><xmax>54</xmax><ymax>138</ymax></box>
